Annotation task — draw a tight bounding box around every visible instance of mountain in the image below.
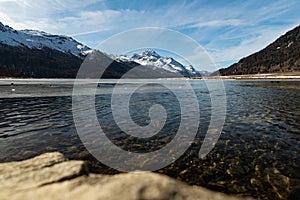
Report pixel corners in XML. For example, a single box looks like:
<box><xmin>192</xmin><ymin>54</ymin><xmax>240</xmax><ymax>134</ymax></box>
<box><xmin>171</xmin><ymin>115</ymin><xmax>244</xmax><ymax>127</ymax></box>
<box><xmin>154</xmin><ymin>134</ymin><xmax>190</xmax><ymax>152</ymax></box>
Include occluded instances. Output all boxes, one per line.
<box><xmin>198</xmin><ymin>70</ymin><xmax>211</xmax><ymax>76</ymax></box>
<box><xmin>0</xmin><ymin>22</ymin><xmax>93</xmax><ymax>78</ymax></box>
<box><xmin>0</xmin><ymin>22</ymin><xmax>201</xmax><ymax>78</ymax></box>
<box><xmin>112</xmin><ymin>50</ymin><xmax>201</xmax><ymax>77</ymax></box>
<box><xmin>213</xmin><ymin>25</ymin><xmax>300</xmax><ymax>76</ymax></box>
<box><xmin>0</xmin><ymin>22</ymin><xmax>91</xmax><ymax>58</ymax></box>
<box><xmin>79</xmin><ymin>50</ymin><xmax>188</xmax><ymax>79</ymax></box>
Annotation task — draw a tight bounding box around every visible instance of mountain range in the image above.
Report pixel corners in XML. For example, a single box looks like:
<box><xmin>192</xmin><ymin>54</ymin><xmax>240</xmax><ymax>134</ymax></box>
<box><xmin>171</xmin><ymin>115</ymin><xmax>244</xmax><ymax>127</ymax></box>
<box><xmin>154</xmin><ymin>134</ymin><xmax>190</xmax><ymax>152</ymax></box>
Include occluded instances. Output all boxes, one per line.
<box><xmin>214</xmin><ymin>25</ymin><xmax>300</xmax><ymax>75</ymax></box>
<box><xmin>0</xmin><ymin>22</ymin><xmax>206</xmax><ymax>78</ymax></box>
<box><xmin>2</xmin><ymin>21</ymin><xmax>298</xmax><ymax>77</ymax></box>
<box><xmin>111</xmin><ymin>50</ymin><xmax>201</xmax><ymax>77</ymax></box>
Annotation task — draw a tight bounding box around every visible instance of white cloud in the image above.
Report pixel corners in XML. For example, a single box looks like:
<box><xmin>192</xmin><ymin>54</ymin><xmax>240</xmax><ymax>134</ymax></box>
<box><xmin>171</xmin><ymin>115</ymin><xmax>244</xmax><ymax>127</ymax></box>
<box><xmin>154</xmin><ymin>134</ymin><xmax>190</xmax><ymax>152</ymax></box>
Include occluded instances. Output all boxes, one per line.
<box><xmin>0</xmin><ymin>0</ymin><xmax>99</xmax><ymax>30</ymax></box>
<box><xmin>186</xmin><ymin>19</ymin><xmax>246</xmax><ymax>29</ymax></box>
<box><xmin>58</xmin><ymin>10</ymin><xmax>121</xmax><ymax>31</ymax></box>
<box><xmin>206</xmin><ymin>26</ymin><xmax>296</xmax><ymax>68</ymax></box>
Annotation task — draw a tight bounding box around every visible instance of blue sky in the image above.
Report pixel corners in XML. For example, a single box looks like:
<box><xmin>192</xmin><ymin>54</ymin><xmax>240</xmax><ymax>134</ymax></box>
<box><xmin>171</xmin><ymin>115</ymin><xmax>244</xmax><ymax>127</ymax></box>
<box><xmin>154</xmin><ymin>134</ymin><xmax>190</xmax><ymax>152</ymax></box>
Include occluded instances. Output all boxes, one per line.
<box><xmin>0</xmin><ymin>0</ymin><xmax>299</xmax><ymax>71</ymax></box>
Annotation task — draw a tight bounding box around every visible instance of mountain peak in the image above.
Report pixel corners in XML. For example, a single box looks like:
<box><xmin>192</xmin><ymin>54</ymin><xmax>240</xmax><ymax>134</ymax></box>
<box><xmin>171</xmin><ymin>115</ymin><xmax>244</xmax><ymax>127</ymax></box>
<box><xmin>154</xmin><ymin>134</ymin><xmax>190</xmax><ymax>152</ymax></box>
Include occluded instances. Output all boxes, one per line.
<box><xmin>113</xmin><ymin>50</ymin><xmax>201</xmax><ymax>77</ymax></box>
<box><xmin>141</xmin><ymin>50</ymin><xmax>161</xmax><ymax>58</ymax></box>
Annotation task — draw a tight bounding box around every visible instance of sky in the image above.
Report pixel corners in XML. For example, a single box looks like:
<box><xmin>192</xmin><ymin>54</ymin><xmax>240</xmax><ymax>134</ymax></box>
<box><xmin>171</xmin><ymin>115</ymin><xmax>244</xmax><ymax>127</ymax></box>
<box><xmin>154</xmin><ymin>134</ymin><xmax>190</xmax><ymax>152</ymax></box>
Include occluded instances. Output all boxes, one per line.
<box><xmin>0</xmin><ymin>0</ymin><xmax>299</xmax><ymax>71</ymax></box>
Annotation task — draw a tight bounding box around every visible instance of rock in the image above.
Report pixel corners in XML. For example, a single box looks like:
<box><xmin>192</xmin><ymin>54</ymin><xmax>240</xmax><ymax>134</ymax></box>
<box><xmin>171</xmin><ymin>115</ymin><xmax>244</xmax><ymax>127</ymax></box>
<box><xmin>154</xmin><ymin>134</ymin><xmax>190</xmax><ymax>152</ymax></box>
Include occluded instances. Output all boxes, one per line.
<box><xmin>0</xmin><ymin>152</ymin><xmax>88</xmax><ymax>192</ymax></box>
<box><xmin>0</xmin><ymin>152</ymin><xmax>65</xmax><ymax>173</ymax></box>
<box><xmin>264</xmin><ymin>168</ymin><xmax>291</xmax><ymax>199</ymax></box>
<box><xmin>0</xmin><ymin>152</ymin><xmax>254</xmax><ymax>200</ymax></box>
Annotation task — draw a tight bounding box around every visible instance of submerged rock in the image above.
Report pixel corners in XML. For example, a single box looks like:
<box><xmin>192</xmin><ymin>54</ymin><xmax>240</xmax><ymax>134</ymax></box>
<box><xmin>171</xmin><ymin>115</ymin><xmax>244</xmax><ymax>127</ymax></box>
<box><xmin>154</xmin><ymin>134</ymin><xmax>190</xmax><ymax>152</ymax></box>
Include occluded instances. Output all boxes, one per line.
<box><xmin>0</xmin><ymin>152</ymin><xmax>253</xmax><ymax>200</ymax></box>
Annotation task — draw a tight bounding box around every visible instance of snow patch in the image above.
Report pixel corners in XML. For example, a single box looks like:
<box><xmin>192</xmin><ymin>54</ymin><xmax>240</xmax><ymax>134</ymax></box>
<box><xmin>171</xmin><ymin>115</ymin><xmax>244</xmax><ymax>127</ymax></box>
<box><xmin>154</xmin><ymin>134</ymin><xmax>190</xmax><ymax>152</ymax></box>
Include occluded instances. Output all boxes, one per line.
<box><xmin>0</xmin><ymin>23</ymin><xmax>91</xmax><ymax>58</ymax></box>
<box><xmin>112</xmin><ymin>50</ymin><xmax>201</xmax><ymax>76</ymax></box>
<box><xmin>287</xmin><ymin>41</ymin><xmax>293</xmax><ymax>48</ymax></box>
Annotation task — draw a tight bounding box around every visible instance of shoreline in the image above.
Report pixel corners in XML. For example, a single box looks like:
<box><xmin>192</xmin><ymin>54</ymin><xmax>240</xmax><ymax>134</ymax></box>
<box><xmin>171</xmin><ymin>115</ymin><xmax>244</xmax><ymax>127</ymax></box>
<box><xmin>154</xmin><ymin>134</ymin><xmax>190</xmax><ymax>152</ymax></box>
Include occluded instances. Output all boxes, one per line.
<box><xmin>1</xmin><ymin>77</ymin><xmax>300</xmax><ymax>81</ymax></box>
<box><xmin>1</xmin><ymin>72</ymin><xmax>300</xmax><ymax>81</ymax></box>
<box><xmin>205</xmin><ymin>71</ymin><xmax>300</xmax><ymax>80</ymax></box>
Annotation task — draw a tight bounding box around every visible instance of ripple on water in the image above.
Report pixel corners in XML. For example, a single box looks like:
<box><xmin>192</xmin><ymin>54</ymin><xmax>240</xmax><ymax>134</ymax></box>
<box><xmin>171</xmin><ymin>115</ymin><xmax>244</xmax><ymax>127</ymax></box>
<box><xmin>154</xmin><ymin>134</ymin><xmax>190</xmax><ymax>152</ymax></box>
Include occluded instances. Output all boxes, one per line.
<box><xmin>0</xmin><ymin>80</ymin><xmax>299</xmax><ymax>200</ymax></box>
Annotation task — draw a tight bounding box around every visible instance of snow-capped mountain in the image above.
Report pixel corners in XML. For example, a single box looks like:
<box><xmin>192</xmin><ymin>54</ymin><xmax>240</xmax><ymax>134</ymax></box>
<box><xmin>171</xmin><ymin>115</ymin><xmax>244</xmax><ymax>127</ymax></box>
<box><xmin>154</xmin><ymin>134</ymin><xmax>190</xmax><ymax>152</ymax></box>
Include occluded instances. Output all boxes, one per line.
<box><xmin>0</xmin><ymin>22</ymin><xmax>201</xmax><ymax>78</ymax></box>
<box><xmin>0</xmin><ymin>22</ymin><xmax>91</xmax><ymax>58</ymax></box>
<box><xmin>112</xmin><ymin>50</ymin><xmax>201</xmax><ymax>77</ymax></box>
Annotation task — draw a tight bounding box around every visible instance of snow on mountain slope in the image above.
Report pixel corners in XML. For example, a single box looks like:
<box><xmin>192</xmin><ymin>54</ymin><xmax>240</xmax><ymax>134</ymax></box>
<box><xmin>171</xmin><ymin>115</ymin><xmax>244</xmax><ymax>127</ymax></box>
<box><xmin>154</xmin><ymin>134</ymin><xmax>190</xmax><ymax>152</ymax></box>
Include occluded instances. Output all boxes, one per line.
<box><xmin>0</xmin><ymin>22</ymin><xmax>202</xmax><ymax>77</ymax></box>
<box><xmin>0</xmin><ymin>22</ymin><xmax>91</xmax><ymax>57</ymax></box>
<box><xmin>112</xmin><ymin>50</ymin><xmax>201</xmax><ymax>76</ymax></box>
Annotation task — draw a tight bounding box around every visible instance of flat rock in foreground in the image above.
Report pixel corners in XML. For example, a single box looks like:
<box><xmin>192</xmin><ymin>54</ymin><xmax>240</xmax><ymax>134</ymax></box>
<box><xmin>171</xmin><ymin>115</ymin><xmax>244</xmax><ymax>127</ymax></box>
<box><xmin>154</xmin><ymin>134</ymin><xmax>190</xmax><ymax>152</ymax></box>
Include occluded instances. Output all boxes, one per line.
<box><xmin>0</xmin><ymin>152</ymin><xmax>253</xmax><ymax>200</ymax></box>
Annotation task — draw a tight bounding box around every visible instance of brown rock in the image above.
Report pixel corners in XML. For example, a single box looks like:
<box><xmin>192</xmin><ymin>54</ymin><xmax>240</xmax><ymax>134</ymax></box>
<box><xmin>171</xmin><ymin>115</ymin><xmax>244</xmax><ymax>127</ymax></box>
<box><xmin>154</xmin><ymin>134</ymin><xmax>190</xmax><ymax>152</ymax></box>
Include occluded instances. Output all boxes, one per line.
<box><xmin>0</xmin><ymin>152</ymin><xmax>254</xmax><ymax>200</ymax></box>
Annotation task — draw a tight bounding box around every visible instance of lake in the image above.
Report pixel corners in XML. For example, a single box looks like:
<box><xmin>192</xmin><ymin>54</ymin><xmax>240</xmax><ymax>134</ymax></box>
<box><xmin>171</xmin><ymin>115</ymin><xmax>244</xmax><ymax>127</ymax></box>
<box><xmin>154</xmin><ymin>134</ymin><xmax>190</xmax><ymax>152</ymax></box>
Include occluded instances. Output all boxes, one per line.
<box><xmin>0</xmin><ymin>79</ymin><xmax>299</xmax><ymax>200</ymax></box>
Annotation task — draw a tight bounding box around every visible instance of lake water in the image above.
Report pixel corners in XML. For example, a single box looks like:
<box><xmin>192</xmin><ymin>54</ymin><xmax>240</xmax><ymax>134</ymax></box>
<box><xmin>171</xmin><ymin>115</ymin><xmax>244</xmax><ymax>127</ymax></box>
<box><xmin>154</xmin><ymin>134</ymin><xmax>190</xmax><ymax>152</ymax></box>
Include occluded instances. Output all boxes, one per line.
<box><xmin>0</xmin><ymin>79</ymin><xmax>299</xmax><ymax>200</ymax></box>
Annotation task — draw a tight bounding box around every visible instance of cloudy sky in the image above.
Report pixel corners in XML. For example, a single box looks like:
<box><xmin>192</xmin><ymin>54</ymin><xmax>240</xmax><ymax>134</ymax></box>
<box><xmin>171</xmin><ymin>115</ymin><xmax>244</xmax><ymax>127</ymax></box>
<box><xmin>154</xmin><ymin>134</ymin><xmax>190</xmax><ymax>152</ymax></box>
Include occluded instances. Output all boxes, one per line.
<box><xmin>0</xmin><ymin>0</ymin><xmax>299</xmax><ymax>70</ymax></box>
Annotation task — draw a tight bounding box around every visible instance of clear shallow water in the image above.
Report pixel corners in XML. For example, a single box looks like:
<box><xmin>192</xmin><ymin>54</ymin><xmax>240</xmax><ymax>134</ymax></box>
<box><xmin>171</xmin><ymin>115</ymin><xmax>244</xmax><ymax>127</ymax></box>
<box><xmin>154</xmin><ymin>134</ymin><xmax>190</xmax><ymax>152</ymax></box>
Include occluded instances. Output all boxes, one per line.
<box><xmin>0</xmin><ymin>79</ymin><xmax>299</xmax><ymax>200</ymax></box>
